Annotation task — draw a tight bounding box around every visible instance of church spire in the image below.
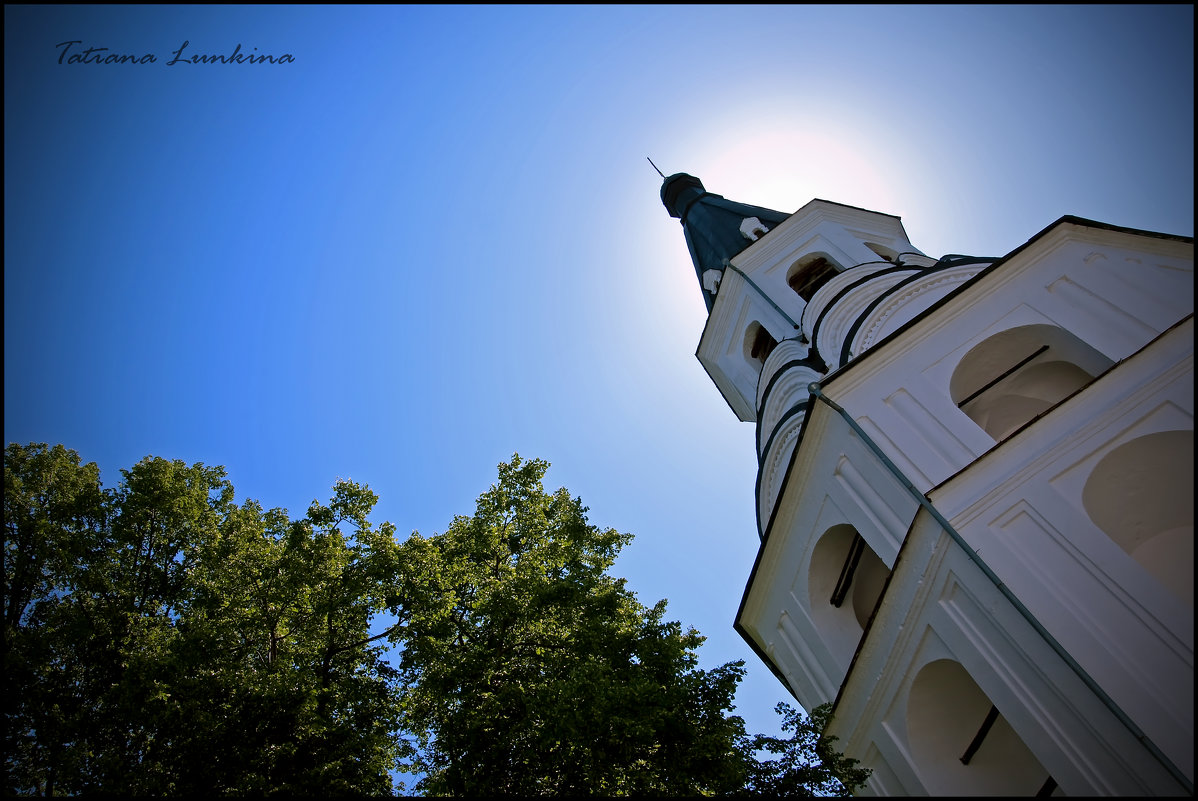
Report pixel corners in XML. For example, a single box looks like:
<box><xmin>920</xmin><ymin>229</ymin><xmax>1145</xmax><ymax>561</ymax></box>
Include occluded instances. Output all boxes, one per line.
<box><xmin>660</xmin><ymin>173</ymin><xmax>791</xmax><ymax>311</ymax></box>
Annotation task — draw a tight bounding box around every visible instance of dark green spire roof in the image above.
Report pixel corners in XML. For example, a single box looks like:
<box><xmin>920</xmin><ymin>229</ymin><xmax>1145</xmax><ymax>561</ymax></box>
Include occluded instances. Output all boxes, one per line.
<box><xmin>661</xmin><ymin>174</ymin><xmax>791</xmax><ymax>312</ymax></box>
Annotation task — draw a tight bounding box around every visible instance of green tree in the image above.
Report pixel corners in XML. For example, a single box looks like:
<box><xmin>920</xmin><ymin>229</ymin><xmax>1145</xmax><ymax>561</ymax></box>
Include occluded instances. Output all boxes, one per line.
<box><xmin>5</xmin><ymin>445</ymin><xmax>867</xmax><ymax>796</ymax></box>
<box><xmin>744</xmin><ymin>703</ymin><xmax>871</xmax><ymax>797</ymax></box>
<box><xmin>390</xmin><ymin>454</ymin><xmax>868</xmax><ymax>797</ymax></box>
<box><xmin>3</xmin><ymin>443</ymin><xmax>108</xmax><ymax>795</ymax></box>
<box><xmin>3</xmin><ymin>443</ymin><xmax>409</xmax><ymax>795</ymax></box>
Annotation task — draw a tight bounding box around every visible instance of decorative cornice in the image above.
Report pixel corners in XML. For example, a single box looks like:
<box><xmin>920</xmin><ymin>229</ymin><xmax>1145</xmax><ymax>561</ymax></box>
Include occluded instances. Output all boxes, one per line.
<box><xmin>814</xmin><ymin>270</ymin><xmax>918</xmax><ymax>371</ymax></box>
<box><xmin>757</xmin><ymin>339</ymin><xmax>813</xmax><ymax>412</ymax></box>
<box><xmin>758</xmin><ymin>364</ymin><xmax>823</xmax><ymax>458</ymax></box>
<box><xmin>801</xmin><ymin>263</ymin><xmax>899</xmax><ymax>344</ymax></box>
<box><xmin>756</xmin><ymin>412</ymin><xmax>808</xmax><ymax>539</ymax></box>
<box><xmin>846</xmin><ymin>263</ymin><xmax>989</xmax><ymax>364</ymax></box>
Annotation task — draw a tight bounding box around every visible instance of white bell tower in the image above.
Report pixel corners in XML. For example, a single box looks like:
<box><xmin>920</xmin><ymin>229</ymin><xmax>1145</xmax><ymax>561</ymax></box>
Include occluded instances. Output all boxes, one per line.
<box><xmin>661</xmin><ymin>173</ymin><xmax>940</xmax><ymax>424</ymax></box>
<box><xmin>661</xmin><ymin>173</ymin><xmax>1194</xmax><ymax>796</ymax></box>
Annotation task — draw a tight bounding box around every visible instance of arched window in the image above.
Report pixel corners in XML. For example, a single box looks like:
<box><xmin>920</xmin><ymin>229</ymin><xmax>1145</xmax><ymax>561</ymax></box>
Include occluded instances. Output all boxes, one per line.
<box><xmin>787</xmin><ymin>253</ymin><xmax>843</xmax><ymax>302</ymax></box>
<box><xmin>744</xmin><ymin>322</ymin><xmax>777</xmax><ymax>367</ymax></box>
<box><xmin>808</xmin><ymin>524</ymin><xmax>890</xmax><ymax>670</ymax></box>
<box><xmin>1083</xmin><ymin>430</ymin><xmax>1194</xmax><ymax>604</ymax></box>
<box><xmin>950</xmin><ymin>324</ymin><xmax>1114</xmax><ymax>441</ymax></box>
<box><xmin>907</xmin><ymin>659</ymin><xmax>1055</xmax><ymax>796</ymax></box>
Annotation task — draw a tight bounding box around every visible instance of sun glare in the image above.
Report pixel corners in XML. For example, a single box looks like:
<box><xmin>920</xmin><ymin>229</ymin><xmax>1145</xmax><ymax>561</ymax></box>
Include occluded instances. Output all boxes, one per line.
<box><xmin>678</xmin><ymin>112</ymin><xmax>906</xmax><ymax>217</ymax></box>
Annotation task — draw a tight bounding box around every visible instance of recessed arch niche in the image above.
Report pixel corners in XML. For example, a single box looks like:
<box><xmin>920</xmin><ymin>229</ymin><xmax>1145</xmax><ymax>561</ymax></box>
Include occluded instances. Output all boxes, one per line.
<box><xmin>807</xmin><ymin>524</ymin><xmax>890</xmax><ymax>671</ymax></box>
<box><xmin>1082</xmin><ymin>429</ymin><xmax>1194</xmax><ymax>605</ymax></box>
<box><xmin>950</xmin><ymin>323</ymin><xmax>1114</xmax><ymax>441</ymax></box>
<box><xmin>907</xmin><ymin>659</ymin><xmax>1053</xmax><ymax>795</ymax></box>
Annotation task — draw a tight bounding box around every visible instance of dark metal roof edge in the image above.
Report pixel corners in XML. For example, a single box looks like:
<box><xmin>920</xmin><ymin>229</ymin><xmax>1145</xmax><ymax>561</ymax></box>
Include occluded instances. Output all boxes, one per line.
<box><xmin>1054</xmin><ymin>214</ymin><xmax>1193</xmax><ymax>244</ymax></box>
<box><xmin>802</xmin><ymin>197</ymin><xmax>905</xmax><ymax>222</ymax></box>
<box><xmin>733</xmin><ymin>617</ymin><xmax>802</xmax><ymax>704</ymax></box>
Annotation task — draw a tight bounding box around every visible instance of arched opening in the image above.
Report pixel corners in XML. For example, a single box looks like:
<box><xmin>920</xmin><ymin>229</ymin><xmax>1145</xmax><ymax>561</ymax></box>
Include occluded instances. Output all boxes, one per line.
<box><xmin>787</xmin><ymin>253</ymin><xmax>843</xmax><ymax>302</ymax></box>
<box><xmin>950</xmin><ymin>324</ymin><xmax>1114</xmax><ymax>441</ymax></box>
<box><xmin>907</xmin><ymin>659</ymin><xmax>1055</xmax><ymax>796</ymax></box>
<box><xmin>744</xmin><ymin>322</ymin><xmax>778</xmax><ymax>368</ymax></box>
<box><xmin>808</xmin><ymin>525</ymin><xmax>890</xmax><ymax>670</ymax></box>
<box><xmin>1082</xmin><ymin>430</ymin><xmax>1194</xmax><ymax>605</ymax></box>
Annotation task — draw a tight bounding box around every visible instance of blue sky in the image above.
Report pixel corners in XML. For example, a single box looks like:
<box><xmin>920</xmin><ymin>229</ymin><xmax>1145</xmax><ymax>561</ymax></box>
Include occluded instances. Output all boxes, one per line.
<box><xmin>5</xmin><ymin>4</ymin><xmax>1194</xmax><ymax>750</ymax></box>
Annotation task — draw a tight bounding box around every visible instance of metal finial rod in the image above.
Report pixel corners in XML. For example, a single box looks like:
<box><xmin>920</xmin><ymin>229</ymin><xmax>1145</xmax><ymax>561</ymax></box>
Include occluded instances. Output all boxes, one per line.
<box><xmin>647</xmin><ymin>157</ymin><xmax>665</xmax><ymax>179</ymax></box>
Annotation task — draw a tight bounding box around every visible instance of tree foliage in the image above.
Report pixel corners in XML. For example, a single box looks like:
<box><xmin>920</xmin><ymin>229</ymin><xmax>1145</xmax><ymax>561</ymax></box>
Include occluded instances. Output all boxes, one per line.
<box><xmin>3</xmin><ymin>443</ymin><xmax>408</xmax><ymax>795</ymax></box>
<box><xmin>390</xmin><ymin>454</ymin><xmax>868</xmax><ymax>797</ymax></box>
<box><xmin>4</xmin><ymin>445</ymin><xmax>868</xmax><ymax>796</ymax></box>
<box><xmin>745</xmin><ymin>703</ymin><xmax>872</xmax><ymax>797</ymax></box>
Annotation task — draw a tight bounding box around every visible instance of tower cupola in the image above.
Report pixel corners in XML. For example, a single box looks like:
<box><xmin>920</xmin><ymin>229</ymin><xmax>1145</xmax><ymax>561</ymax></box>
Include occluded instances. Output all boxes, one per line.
<box><xmin>660</xmin><ymin>173</ymin><xmax>791</xmax><ymax>311</ymax></box>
